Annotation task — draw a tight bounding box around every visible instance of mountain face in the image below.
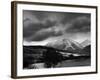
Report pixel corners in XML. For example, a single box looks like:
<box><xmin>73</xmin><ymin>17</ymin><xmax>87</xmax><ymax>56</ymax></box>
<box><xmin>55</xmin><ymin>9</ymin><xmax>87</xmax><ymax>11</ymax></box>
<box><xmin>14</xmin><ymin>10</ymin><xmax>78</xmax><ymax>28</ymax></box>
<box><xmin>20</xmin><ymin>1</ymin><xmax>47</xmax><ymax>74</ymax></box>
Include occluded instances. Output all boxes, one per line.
<box><xmin>46</xmin><ymin>38</ymin><xmax>83</xmax><ymax>52</ymax></box>
<box><xmin>81</xmin><ymin>39</ymin><xmax>91</xmax><ymax>47</ymax></box>
<box><xmin>80</xmin><ymin>45</ymin><xmax>91</xmax><ymax>56</ymax></box>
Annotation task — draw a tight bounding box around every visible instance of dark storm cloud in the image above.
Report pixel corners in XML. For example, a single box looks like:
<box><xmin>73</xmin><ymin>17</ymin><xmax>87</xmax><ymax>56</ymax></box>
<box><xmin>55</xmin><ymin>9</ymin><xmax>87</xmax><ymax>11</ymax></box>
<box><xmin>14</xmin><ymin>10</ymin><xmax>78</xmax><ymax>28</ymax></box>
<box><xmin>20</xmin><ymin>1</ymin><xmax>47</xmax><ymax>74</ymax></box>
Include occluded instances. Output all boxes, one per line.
<box><xmin>23</xmin><ymin>10</ymin><xmax>65</xmax><ymax>40</ymax></box>
<box><xmin>23</xmin><ymin>10</ymin><xmax>90</xmax><ymax>41</ymax></box>
<box><xmin>66</xmin><ymin>16</ymin><xmax>91</xmax><ymax>33</ymax></box>
<box><xmin>23</xmin><ymin>20</ymin><xmax>56</xmax><ymax>38</ymax></box>
<box><xmin>30</xmin><ymin>27</ymin><xmax>62</xmax><ymax>41</ymax></box>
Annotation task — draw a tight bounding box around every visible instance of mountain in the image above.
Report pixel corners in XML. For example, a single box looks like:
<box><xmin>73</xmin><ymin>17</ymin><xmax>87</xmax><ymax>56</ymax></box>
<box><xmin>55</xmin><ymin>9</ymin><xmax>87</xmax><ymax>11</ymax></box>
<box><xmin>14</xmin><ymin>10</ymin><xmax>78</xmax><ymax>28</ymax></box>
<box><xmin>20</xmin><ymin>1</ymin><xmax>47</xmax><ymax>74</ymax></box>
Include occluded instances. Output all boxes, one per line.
<box><xmin>81</xmin><ymin>39</ymin><xmax>91</xmax><ymax>47</ymax></box>
<box><xmin>46</xmin><ymin>38</ymin><xmax>83</xmax><ymax>52</ymax></box>
<box><xmin>80</xmin><ymin>45</ymin><xmax>91</xmax><ymax>56</ymax></box>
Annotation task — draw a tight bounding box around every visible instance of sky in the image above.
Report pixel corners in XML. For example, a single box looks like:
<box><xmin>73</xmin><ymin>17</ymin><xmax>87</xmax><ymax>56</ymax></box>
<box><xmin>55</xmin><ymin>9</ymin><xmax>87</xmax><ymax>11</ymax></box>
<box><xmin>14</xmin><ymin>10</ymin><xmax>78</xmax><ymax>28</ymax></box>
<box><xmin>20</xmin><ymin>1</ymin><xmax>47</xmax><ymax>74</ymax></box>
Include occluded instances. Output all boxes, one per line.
<box><xmin>23</xmin><ymin>10</ymin><xmax>91</xmax><ymax>45</ymax></box>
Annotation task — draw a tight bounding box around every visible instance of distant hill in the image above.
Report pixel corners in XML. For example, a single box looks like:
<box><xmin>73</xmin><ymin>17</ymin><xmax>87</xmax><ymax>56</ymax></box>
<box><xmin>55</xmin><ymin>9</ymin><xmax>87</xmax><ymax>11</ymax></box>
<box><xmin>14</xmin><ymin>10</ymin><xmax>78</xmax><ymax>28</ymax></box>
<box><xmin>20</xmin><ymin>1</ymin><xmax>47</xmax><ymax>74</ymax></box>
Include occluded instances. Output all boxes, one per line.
<box><xmin>81</xmin><ymin>39</ymin><xmax>91</xmax><ymax>47</ymax></box>
<box><xmin>46</xmin><ymin>38</ymin><xmax>83</xmax><ymax>52</ymax></box>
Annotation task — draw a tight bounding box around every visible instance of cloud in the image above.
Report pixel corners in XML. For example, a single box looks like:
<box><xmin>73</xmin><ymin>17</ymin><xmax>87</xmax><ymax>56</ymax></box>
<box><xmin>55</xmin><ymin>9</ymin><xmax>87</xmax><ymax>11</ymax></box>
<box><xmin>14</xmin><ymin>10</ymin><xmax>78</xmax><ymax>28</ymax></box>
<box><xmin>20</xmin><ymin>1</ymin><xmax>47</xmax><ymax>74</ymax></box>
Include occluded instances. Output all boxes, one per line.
<box><xmin>27</xmin><ymin>26</ymin><xmax>63</xmax><ymax>41</ymax></box>
<box><xmin>23</xmin><ymin>10</ymin><xmax>90</xmax><ymax>41</ymax></box>
<box><xmin>23</xmin><ymin>11</ymin><xmax>66</xmax><ymax>40</ymax></box>
<box><xmin>66</xmin><ymin>16</ymin><xmax>90</xmax><ymax>33</ymax></box>
<box><xmin>23</xmin><ymin>19</ymin><xmax>57</xmax><ymax>38</ymax></box>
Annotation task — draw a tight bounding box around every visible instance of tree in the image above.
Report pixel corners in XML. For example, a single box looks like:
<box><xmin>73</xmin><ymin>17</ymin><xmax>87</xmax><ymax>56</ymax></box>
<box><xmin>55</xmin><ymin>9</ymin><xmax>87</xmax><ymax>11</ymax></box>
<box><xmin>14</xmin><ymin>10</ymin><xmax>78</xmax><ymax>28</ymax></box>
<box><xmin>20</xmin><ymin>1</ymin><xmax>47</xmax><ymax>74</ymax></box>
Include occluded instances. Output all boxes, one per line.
<box><xmin>43</xmin><ymin>49</ymin><xmax>63</xmax><ymax>68</ymax></box>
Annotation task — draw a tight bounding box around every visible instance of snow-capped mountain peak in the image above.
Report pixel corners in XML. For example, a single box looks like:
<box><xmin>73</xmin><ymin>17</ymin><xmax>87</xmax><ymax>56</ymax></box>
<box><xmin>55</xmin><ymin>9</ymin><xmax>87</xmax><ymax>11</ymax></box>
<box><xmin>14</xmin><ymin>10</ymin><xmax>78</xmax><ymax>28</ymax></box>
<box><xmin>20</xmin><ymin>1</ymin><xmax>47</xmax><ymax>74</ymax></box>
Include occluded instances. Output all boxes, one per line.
<box><xmin>46</xmin><ymin>38</ymin><xmax>83</xmax><ymax>52</ymax></box>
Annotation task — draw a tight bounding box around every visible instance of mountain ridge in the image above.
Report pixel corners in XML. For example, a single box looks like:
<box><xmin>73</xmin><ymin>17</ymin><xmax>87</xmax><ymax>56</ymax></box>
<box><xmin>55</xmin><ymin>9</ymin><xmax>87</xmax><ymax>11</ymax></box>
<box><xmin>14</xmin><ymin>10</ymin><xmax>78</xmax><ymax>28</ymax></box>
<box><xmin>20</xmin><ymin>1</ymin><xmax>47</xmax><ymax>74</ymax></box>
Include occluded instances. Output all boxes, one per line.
<box><xmin>46</xmin><ymin>38</ymin><xmax>83</xmax><ymax>52</ymax></box>
<box><xmin>81</xmin><ymin>39</ymin><xmax>91</xmax><ymax>47</ymax></box>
